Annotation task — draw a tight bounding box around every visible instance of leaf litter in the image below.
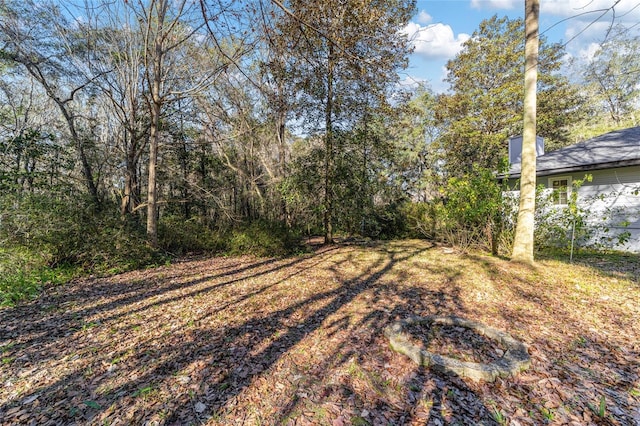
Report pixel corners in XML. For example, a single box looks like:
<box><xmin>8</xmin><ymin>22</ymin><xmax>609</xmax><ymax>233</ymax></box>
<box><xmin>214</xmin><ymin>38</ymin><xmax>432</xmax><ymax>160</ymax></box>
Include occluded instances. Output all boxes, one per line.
<box><xmin>0</xmin><ymin>240</ymin><xmax>638</xmax><ymax>425</ymax></box>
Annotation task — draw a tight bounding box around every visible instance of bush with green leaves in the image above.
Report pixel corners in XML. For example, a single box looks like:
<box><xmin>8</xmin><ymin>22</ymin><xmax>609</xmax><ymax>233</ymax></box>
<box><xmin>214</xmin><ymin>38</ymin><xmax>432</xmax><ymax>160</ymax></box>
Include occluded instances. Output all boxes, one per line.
<box><xmin>0</xmin><ymin>192</ymin><xmax>163</xmax><ymax>305</ymax></box>
<box><xmin>0</xmin><ymin>247</ymin><xmax>76</xmax><ymax>306</ymax></box>
<box><xmin>392</xmin><ymin>168</ymin><xmax>510</xmax><ymax>252</ymax></box>
<box><xmin>0</xmin><ymin>193</ymin><xmax>160</xmax><ymax>270</ymax></box>
<box><xmin>437</xmin><ymin>167</ymin><xmax>509</xmax><ymax>253</ymax></box>
<box><xmin>158</xmin><ymin>215</ymin><xmax>227</xmax><ymax>255</ymax></box>
<box><xmin>228</xmin><ymin>221</ymin><xmax>305</xmax><ymax>257</ymax></box>
<box><xmin>400</xmin><ymin>201</ymin><xmax>435</xmax><ymax>239</ymax></box>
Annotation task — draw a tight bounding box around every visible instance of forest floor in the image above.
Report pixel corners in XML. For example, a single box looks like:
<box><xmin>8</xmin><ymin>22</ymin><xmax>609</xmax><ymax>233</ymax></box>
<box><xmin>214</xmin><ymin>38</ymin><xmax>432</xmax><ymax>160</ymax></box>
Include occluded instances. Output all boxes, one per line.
<box><xmin>1</xmin><ymin>239</ymin><xmax>639</xmax><ymax>425</ymax></box>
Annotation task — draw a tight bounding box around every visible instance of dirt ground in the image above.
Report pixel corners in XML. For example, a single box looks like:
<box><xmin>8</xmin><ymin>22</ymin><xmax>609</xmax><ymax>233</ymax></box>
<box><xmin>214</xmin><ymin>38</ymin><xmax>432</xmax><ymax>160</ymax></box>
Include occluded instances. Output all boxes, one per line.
<box><xmin>1</xmin><ymin>239</ymin><xmax>639</xmax><ymax>425</ymax></box>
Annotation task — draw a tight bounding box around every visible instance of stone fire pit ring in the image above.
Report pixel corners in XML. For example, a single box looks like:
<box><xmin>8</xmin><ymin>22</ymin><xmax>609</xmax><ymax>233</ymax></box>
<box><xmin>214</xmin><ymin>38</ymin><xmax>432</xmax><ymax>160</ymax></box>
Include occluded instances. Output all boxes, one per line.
<box><xmin>384</xmin><ymin>315</ymin><xmax>531</xmax><ymax>382</ymax></box>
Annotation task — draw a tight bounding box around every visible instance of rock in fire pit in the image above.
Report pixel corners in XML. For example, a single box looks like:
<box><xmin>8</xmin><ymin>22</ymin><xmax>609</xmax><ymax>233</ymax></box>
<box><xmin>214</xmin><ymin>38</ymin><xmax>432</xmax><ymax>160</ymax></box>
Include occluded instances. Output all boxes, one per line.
<box><xmin>384</xmin><ymin>315</ymin><xmax>531</xmax><ymax>382</ymax></box>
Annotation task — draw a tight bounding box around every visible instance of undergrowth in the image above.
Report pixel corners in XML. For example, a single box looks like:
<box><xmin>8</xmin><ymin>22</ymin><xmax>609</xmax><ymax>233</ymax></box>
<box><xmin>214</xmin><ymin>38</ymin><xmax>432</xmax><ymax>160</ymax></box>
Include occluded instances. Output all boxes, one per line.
<box><xmin>1</xmin><ymin>209</ymin><xmax>305</xmax><ymax>306</ymax></box>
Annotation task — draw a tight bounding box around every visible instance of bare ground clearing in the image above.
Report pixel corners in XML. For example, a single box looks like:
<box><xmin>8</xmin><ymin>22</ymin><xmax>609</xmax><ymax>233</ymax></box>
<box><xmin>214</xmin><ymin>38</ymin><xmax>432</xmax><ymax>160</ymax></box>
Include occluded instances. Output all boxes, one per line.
<box><xmin>1</xmin><ymin>240</ymin><xmax>639</xmax><ymax>425</ymax></box>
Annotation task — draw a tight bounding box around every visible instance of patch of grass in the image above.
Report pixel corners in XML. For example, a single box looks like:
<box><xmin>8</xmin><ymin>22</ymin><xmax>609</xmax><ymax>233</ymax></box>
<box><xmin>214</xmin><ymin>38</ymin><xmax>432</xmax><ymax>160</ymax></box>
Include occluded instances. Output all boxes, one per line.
<box><xmin>421</xmin><ymin>398</ymin><xmax>434</xmax><ymax>410</ymax></box>
<box><xmin>1</xmin><ymin>342</ymin><xmax>15</xmax><ymax>353</ymax></box>
<box><xmin>350</xmin><ymin>416</ymin><xmax>370</xmax><ymax>425</ymax></box>
<box><xmin>540</xmin><ymin>407</ymin><xmax>555</xmax><ymax>421</ymax></box>
<box><xmin>588</xmin><ymin>396</ymin><xmax>607</xmax><ymax>418</ymax></box>
<box><xmin>132</xmin><ymin>385</ymin><xmax>156</xmax><ymax>399</ymax></box>
<box><xmin>81</xmin><ymin>321</ymin><xmax>99</xmax><ymax>331</ymax></box>
<box><xmin>492</xmin><ymin>407</ymin><xmax>507</xmax><ymax>425</ymax></box>
<box><xmin>630</xmin><ymin>388</ymin><xmax>640</xmax><ymax>398</ymax></box>
<box><xmin>83</xmin><ymin>400</ymin><xmax>101</xmax><ymax>409</ymax></box>
<box><xmin>571</xmin><ymin>335</ymin><xmax>587</xmax><ymax>348</ymax></box>
<box><xmin>346</xmin><ymin>359</ymin><xmax>365</xmax><ymax>380</ymax></box>
<box><xmin>0</xmin><ymin>219</ymin><xmax>165</xmax><ymax>307</ymax></box>
<box><xmin>311</xmin><ymin>406</ymin><xmax>329</xmax><ymax>421</ymax></box>
<box><xmin>0</xmin><ymin>263</ymin><xmax>78</xmax><ymax>307</ymax></box>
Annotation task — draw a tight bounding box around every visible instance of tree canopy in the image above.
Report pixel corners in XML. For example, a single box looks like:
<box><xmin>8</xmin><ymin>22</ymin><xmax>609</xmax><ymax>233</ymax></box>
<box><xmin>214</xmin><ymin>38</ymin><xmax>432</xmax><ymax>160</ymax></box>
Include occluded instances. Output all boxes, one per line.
<box><xmin>435</xmin><ymin>15</ymin><xmax>584</xmax><ymax>177</ymax></box>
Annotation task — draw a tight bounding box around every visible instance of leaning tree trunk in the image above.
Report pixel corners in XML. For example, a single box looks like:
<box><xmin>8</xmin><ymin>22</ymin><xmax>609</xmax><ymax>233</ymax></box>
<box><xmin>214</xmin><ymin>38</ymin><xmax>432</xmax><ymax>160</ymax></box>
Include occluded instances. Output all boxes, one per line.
<box><xmin>58</xmin><ymin>101</ymin><xmax>100</xmax><ymax>209</ymax></box>
<box><xmin>511</xmin><ymin>0</ymin><xmax>539</xmax><ymax>264</ymax></box>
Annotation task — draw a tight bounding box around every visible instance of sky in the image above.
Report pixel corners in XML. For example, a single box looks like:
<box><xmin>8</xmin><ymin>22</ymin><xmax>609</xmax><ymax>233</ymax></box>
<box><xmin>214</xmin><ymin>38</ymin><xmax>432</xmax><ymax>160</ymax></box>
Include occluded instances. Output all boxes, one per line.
<box><xmin>403</xmin><ymin>0</ymin><xmax>640</xmax><ymax>92</ymax></box>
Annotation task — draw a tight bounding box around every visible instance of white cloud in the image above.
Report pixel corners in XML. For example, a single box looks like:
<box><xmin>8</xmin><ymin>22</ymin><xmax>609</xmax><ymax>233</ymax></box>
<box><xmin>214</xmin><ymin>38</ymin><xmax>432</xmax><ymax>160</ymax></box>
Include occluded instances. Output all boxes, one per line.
<box><xmin>542</xmin><ymin>0</ymin><xmax>640</xmax><ymax>18</ymax></box>
<box><xmin>536</xmin><ymin>0</ymin><xmax>640</xmax><ymax>62</ymax></box>
<box><xmin>577</xmin><ymin>42</ymin><xmax>602</xmax><ymax>60</ymax></box>
<box><xmin>470</xmin><ymin>0</ymin><xmax>518</xmax><ymax>10</ymax></box>
<box><xmin>404</xmin><ymin>22</ymin><xmax>470</xmax><ymax>60</ymax></box>
<box><xmin>542</xmin><ymin>0</ymin><xmax>640</xmax><ymax>40</ymax></box>
<box><xmin>563</xmin><ymin>20</ymin><xmax>613</xmax><ymax>42</ymax></box>
<box><xmin>434</xmin><ymin>66</ymin><xmax>451</xmax><ymax>93</ymax></box>
<box><xmin>416</xmin><ymin>10</ymin><xmax>433</xmax><ymax>25</ymax></box>
<box><xmin>397</xmin><ymin>75</ymin><xmax>428</xmax><ymax>90</ymax></box>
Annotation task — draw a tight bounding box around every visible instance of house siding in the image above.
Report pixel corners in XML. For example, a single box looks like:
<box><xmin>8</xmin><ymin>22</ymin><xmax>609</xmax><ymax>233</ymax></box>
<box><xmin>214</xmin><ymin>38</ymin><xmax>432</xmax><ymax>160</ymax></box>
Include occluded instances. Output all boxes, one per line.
<box><xmin>548</xmin><ymin>167</ymin><xmax>640</xmax><ymax>252</ymax></box>
<box><xmin>508</xmin><ymin>165</ymin><xmax>640</xmax><ymax>252</ymax></box>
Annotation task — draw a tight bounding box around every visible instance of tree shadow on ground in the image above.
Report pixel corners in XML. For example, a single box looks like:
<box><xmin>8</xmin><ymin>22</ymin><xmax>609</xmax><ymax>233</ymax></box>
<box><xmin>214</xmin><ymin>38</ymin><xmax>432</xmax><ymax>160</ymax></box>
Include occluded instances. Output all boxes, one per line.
<box><xmin>1</xmin><ymin>241</ymin><xmax>503</xmax><ymax>425</ymax></box>
<box><xmin>463</xmin><ymin>251</ymin><xmax>640</xmax><ymax>425</ymax></box>
<box><xmin>273</xmin><ymin>298</ymin><xmax>504</xmax><ymax>425</ymax></box>
<box><xmin>538</xmin><ymin>250</ymin><xmax>640</xmax><ymax>284</ymax></box>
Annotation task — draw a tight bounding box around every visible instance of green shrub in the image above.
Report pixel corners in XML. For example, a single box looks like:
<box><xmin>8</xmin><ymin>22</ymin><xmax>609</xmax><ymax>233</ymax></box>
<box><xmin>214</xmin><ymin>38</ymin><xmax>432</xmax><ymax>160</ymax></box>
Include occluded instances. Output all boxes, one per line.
<box><xmin>228</xmin><ymin>221</ymin><xmax>304</xmax><ymax>257</ymax></box>
<box><xmin>401</xmin><ymin>201</ymin><xmax>442</xmax><ymax>239</ymax></box>
<box><xmin>158</xmin><ymin>217</ymin><xmax>304</xmax><ymax>258</ymax></box>
<box><xmin>358</xmin><ymin>202</ymin><xmax>409</xmax><ymax>240</ymax></box>
<box><xmin>0</xmin><ymin>193</ymin><xmax>304</xmax><ymax>306</ymax></box>
<box><xmin>0</xmin><ymin>246</ymin><xmax>79</xmax><ymax>306</ymax></box>
<box><xmin>394</xmin><ymin>168</ymin><xmax>511</xmax><ymax>253</ymax></box>
<box><xmin>158</xmin><ymin>215</ymin><xmax>226</xmax><ymax>255</ymax></box>
<box><xmin>0</xmin><ymin>193</ymin><xmax>160</xmax><ymax>269</ymax></box>
<box><xmin>433</xmin><ymin>168</ymin><xmax>508</xmax><ymax>252</ymax></box>
<box><xmin>0</xmin><ymin>193</ymin><xmax>165</xmax><ymax>305</ymax></box>
<box><xmin>78</xmin><ymin>219</ymin><xmax>162</xmax><ymax>272</ymax></box>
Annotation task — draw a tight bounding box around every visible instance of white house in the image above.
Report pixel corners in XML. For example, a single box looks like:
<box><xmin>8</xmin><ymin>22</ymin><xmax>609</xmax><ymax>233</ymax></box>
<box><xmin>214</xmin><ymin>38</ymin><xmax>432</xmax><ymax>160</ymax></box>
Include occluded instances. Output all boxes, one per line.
<box><xmin>505</xmin><ymin>126</ymin><xmax>640</xmax><ymax>252</ymax></box>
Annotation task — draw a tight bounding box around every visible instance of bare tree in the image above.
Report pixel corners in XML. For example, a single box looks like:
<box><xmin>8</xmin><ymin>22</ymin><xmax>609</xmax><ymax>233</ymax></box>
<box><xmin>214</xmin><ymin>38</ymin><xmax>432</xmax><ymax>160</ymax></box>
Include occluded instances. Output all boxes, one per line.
<box><xmin>128</xmin><ymin>0</ymin><xmax>231</xmax><ymax>246</ymax></box>
<box><xmin>0</xmin><ymin>0</ymin><xmax>103</xmax><ymax>207</ymax></box>
<box><xmin>86</xmin><ymin>1</ymin><xmax>150</xmax><ymax>218</ymax></box>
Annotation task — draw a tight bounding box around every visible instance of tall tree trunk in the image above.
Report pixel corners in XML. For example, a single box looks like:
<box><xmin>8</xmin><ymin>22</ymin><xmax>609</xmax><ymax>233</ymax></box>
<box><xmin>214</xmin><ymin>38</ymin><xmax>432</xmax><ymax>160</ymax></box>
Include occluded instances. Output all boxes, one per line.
<box><xmin>147</xmin><ymin>102</ymin><xmax>160</xmax><ymax>247</ymax></box>
<box><xmin>121</xmin><ymin>127</ymin><xmax>142</xmax><ymax>218</ymax></box>
<box><xmin>323</xmin><ymin>43</ymin><xmax>335</xmax><ymax>244</ymax></box>
<box><xmin>511</xmin><ymin>0</ymin><xmax>539</xmax><ymax>264</ymax></box>
<box><xmin>359</xmin><ymin>112</ymin><xmax>368</xmax><ymax>236</ymax></box>
<box><xmin>146</xmin><ymin>0</ymin><xmax>168</xmax><ymax>248</ymax></box>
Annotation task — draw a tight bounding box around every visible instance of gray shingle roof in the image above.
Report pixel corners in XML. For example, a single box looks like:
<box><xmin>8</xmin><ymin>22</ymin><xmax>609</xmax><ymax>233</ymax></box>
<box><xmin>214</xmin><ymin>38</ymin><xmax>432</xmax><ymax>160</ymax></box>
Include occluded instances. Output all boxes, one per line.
<box><xmin>508</xmin><ymin>126</ymin><xmax>640</xmax><ymax>178</ymax></box>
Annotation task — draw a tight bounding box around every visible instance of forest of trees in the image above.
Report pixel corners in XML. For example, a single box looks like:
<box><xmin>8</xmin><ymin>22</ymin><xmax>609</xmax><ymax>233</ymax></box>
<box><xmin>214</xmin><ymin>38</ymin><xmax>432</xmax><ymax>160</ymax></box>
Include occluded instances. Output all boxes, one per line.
<box><xmin>1</xmin><ymin>0</ymin><xmax>640</xmax><ymax>302</ymax></box>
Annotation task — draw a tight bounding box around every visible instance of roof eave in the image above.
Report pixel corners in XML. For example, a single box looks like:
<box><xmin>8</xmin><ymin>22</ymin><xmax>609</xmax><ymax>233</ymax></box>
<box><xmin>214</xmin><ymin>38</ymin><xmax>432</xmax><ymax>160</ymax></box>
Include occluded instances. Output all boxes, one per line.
<box><xmin>504</xmin><ymin>158</ymin><xmax>640</xmax><ymax>180</ymax></box>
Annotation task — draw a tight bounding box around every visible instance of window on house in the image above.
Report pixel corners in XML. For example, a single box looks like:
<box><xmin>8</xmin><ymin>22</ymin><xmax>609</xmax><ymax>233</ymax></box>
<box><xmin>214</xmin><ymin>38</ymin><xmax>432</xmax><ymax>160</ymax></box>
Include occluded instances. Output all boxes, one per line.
<box><xmin>549</xmin><ymin>176</ymin><xmax>571</xmax><ymax>205</ymax></box>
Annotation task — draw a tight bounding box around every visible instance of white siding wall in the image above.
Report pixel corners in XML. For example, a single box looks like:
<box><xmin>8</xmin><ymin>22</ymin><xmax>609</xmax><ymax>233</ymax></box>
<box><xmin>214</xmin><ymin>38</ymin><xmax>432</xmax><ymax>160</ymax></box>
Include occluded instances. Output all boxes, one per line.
<box><xmin>542</xmin><ymin>166</ymin><xmax>640</xmax><ymax>252</ymax></box>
